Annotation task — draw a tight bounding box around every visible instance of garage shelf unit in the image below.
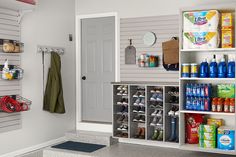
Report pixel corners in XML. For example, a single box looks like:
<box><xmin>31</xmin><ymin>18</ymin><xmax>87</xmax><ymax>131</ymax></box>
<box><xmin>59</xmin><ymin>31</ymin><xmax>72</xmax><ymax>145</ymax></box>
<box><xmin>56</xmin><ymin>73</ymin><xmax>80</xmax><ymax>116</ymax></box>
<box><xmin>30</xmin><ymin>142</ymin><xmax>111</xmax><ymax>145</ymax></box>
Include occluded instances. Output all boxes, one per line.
<box><xmin>112</xmin><ymin>82</ymin><xmax>179</xmax><ymax>145</ymax></box>
<box><xmin>179</xmin><ymin>5</ymin><xmax>236</xmax><ymax>155</ymax></box>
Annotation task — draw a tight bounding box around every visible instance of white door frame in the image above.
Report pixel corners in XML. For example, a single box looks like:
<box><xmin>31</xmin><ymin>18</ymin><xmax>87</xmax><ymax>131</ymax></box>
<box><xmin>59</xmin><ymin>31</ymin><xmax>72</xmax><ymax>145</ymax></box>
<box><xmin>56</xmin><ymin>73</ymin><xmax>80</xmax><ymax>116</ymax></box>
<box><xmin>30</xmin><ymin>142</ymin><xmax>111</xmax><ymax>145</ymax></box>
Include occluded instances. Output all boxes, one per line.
<box><xmin>75</xmin><ymin>12</ymin><xmax>120</xmax><ymax>132</ymax></box>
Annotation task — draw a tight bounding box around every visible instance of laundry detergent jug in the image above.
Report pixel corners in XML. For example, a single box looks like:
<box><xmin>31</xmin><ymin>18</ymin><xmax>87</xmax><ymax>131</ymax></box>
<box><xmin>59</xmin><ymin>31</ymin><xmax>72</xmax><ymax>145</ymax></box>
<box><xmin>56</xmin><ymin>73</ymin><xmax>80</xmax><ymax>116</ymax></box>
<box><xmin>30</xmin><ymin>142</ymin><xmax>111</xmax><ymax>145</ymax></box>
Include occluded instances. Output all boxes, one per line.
<box><xmin>200</xmin><ymin>58</ymin><xmax>209</xmax><ymax>78</ymax></box>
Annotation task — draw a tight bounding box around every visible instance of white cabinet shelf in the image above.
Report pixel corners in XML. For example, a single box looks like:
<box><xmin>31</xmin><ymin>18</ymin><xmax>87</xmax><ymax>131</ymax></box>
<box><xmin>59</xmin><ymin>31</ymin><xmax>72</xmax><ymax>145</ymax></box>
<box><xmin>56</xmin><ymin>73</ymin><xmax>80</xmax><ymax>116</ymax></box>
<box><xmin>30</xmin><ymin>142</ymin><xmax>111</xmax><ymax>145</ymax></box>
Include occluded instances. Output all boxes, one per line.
<box><xmin>180</xmin><ymin>78</ymin><xmax>235</xmax><ymax>81</ymax></box>
<box><xmin>181</xmin><ymin>48</ymin><xmax>236</xmax><ymax>52</ymax></box>
<box><xmin>180</xmin><ymin>110</ymin><xmax>236</xmax><ymax>116</ymax></box>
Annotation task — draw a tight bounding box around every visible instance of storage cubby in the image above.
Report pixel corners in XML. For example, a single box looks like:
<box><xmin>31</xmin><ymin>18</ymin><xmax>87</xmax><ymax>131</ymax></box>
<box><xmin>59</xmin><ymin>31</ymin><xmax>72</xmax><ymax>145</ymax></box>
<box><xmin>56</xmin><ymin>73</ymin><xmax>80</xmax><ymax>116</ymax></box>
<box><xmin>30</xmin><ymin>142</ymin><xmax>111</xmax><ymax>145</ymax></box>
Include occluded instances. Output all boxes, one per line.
<box><xmin>112</xmin><ymin>83</ymin><xmax>179</xmax><ymax>145</ymax></box>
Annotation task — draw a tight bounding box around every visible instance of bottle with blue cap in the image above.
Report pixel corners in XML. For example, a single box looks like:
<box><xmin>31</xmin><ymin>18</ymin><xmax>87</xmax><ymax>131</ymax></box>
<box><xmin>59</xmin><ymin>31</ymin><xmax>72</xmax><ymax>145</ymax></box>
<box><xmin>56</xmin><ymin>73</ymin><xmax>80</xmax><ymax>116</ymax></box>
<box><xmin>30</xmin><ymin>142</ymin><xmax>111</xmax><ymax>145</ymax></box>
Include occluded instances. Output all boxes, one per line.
<box><xmin>199</xmin><ymin>58</ymin><xmax>209</xmax><ymax>78</ymax></box>
<box><xmin>218</xmin><ymin>56</ymin><xmax>227</xmax><ymax>78</ymax></box>
<box><xmin>227</xmin><ymin>58</ymin><xmax>235</xmax><ymax>78</ymax></box>
<box><xmin>209</xmin><ymin>55</ymin><xmax>218</xmax><ymax>78</ymax></box>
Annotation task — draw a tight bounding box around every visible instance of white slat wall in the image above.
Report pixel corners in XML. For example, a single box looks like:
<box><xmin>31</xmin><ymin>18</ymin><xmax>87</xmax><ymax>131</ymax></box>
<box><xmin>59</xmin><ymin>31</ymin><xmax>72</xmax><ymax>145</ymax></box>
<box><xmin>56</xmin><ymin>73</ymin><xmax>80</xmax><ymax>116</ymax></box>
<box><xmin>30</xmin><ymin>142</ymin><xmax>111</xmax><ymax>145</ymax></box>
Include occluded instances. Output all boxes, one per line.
<box><xmin>0</xmin><ymin>7</ymin><xmax>21</xmax><ymax>133</ymax></box>
<box><xmin>120</xmin><ymin>15</ymin><xmax>179</xmax><ymax>82</ymax></box>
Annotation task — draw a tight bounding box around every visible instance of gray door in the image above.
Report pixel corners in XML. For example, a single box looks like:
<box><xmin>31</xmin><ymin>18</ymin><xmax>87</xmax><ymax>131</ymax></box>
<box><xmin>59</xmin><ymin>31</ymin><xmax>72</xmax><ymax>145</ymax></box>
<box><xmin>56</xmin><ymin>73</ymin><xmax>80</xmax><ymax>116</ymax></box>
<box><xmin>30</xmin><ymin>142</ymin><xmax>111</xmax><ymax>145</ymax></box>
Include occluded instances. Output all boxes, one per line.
<box><xmin>81</xmin><ymin>17</ymin><xmax>115</xmax><ymax>123</ymax></box>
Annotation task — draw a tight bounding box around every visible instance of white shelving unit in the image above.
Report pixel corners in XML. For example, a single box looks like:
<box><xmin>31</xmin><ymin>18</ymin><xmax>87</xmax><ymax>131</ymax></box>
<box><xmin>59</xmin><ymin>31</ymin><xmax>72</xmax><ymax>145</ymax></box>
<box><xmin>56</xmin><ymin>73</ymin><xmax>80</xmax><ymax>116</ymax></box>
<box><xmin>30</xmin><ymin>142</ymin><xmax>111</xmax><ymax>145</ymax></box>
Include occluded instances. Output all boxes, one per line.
<box><xmin>179</xmin><ymin>5</ymin><xmax>236</xmax><ymax>155</ymax></box>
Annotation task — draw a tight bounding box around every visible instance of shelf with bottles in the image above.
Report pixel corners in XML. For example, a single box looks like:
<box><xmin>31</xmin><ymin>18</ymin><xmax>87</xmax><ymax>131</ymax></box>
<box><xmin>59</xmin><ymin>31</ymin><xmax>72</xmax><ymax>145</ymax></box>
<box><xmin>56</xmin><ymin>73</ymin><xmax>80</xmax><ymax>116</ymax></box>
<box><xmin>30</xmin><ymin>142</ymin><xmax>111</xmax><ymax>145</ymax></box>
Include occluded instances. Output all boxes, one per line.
<box><xmin>181</xmin><ymin>54</ymin><xmax>235</xmax><ymax>80</ymax></box>
<box><xmin>0</xmin><ymin>60</ymin><xmax>24</xmax><ymax>81</ymax></box>
<box><xmin>182</xmin><ymin>83</ymin><xmax>235</xmax><ymax>115</ymax></box>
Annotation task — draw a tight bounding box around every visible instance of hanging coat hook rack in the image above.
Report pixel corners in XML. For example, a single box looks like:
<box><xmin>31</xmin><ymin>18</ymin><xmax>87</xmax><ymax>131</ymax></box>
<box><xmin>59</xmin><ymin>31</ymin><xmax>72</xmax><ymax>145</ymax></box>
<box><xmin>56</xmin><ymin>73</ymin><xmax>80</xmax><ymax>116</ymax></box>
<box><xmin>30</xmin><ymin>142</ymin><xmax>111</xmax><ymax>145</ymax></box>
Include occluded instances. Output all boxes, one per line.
<box><xmin>37</xmin><ymin>45</ymin><xmax>65</xmax><ymax>55</ymax></box>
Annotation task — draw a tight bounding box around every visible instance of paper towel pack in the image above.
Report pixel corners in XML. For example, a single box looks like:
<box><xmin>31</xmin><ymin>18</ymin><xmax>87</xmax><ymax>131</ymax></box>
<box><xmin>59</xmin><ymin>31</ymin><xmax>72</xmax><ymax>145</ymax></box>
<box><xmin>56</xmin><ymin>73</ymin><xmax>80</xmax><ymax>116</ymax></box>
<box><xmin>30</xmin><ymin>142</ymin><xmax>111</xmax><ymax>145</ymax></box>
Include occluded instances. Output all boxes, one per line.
<box><xmin>183</xmin><ymin>10</ymin><xmax>220</xmax><ymax>31</ymax></box>
<box><xmin>183</xmin><ymin>32</ymin><xmax>219</xmax><ymax>49</ymax></box>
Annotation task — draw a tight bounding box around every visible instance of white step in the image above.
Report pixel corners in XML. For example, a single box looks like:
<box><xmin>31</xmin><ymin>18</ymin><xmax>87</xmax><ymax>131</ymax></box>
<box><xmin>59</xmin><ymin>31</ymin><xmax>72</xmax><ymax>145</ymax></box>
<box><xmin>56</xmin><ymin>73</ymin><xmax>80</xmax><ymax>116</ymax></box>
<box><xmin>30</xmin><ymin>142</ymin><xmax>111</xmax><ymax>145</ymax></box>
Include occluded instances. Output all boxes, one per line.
<box><xmin>43</xmin><ymin>148</ymin><xmax>96</xmax><ymax>157</ymax></box>
<box><xmin>65</xmin><ymin>130</ymin><xmax>118</xmax><ymax>146</ymax></box>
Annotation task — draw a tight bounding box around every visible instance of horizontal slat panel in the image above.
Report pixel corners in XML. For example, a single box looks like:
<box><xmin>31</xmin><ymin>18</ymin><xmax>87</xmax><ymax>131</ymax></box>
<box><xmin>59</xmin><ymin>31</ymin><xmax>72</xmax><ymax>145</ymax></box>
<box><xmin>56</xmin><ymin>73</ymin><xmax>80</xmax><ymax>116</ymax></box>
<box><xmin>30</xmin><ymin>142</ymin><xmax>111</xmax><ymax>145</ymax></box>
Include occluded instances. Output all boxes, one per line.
<box><xmin>0</xmin><ymin>7</ymin><xmax>21</xmax><ymax>133</ymax></box>
<box><xmin>120</xmin><ymin>15</ymin><xmax>179</xmax><ymax>82</ymax></box>
<box><xmin>0</xmin><ymin>14</ymin><xmax>18</xmax><ymax>21</ymax></box>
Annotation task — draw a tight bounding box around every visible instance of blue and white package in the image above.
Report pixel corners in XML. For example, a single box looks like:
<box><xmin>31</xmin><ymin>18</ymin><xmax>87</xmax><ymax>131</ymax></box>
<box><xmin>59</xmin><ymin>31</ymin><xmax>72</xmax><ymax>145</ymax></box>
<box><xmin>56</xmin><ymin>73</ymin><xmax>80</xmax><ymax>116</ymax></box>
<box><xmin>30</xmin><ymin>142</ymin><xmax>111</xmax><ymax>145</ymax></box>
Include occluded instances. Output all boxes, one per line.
<box><xmin>217</xmin><ymin>126</ymin><xmax>235</xmax><ymax>150</ymax></box>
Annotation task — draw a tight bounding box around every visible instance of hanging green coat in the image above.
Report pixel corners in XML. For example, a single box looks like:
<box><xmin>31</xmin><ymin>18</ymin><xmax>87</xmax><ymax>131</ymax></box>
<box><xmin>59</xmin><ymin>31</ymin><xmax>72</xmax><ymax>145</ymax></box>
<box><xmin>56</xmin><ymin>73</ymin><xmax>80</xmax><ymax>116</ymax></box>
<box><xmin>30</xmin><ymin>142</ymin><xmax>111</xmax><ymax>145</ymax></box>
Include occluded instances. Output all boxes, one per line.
<box><xmin>43</xmin><ymin>52</ymin><xmax>65</xmax><ymax>113</ymax></box>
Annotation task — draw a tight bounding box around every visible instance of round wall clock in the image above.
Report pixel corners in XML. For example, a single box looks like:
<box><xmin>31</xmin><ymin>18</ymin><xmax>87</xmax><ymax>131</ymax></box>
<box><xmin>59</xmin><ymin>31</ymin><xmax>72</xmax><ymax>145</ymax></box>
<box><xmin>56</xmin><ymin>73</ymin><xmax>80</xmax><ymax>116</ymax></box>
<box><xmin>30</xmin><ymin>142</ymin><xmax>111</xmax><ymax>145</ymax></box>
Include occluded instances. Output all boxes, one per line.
<box><xmin>143</xmin><ymin>32</ymin><xmax>156</xmax><ymax>46</ymax></box>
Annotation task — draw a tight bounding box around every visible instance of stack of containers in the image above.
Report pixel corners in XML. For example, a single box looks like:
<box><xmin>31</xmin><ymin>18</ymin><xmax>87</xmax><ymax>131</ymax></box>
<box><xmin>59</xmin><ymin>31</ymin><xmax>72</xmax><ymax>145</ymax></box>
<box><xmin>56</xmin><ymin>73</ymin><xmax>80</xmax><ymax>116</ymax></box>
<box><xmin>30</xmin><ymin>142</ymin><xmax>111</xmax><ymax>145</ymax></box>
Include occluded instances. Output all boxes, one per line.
<box><xmin>183</xmin><ymin>10</ymin><xmax>220</xmax><ymax>49</ymax></box>
<box><xmin>221</xmin><ymin>13</ymin><xmax>233</xmax><ymax>48</ymax></box>
<box><xmin>199</xmin><ymin>124</ymin><xmax>217</xmax><ymax>148</ymax></box>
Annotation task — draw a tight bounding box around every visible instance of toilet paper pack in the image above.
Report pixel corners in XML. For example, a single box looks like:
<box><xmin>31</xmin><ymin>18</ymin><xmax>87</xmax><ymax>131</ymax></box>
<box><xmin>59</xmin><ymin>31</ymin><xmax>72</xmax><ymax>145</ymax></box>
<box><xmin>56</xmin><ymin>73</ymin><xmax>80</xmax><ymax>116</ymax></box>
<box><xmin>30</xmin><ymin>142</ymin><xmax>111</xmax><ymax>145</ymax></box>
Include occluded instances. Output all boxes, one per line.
<box><xmin>183</xmin><ymin>32</ymin><xmax>219</xmax><ymax>49</ymax></box>
<box><xmin>183</xmin><ymin>10</ymin><xmax>220</xmax><ymax>31</ymax></box>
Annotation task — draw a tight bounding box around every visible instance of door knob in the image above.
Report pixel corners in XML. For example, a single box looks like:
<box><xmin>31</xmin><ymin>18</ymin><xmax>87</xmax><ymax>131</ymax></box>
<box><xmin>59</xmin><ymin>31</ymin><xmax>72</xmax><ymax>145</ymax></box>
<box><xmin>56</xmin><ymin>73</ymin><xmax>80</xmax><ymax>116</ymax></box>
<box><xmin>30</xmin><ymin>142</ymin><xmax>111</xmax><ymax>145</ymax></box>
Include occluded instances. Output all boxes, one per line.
<box><xmin>82</xmin><ymin>76</ymin><xmax>86</xmax><ymax>80</ymax></box>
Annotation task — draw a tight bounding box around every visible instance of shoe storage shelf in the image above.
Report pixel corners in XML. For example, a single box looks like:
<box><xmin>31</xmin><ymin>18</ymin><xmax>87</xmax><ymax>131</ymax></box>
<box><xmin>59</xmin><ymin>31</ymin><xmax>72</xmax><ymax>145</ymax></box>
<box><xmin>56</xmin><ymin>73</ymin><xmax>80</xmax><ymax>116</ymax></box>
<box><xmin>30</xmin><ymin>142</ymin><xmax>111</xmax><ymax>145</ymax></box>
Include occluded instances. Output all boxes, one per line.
<box><xmin>179</xmin><ymin>5</ymin><xmax>236</xmax><ymax>155</ymax></box>
<box><xmin>112</xmin><ymin>82</ymin><xmax>179</xmax><ymax>145</ymax></box>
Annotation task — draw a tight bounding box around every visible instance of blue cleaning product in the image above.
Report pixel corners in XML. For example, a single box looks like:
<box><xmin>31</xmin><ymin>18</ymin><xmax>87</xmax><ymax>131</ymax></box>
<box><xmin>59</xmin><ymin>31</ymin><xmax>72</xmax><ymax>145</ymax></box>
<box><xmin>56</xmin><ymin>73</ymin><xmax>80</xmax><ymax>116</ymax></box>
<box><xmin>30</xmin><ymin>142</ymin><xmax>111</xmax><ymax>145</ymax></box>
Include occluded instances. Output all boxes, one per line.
<box><xmin>199</xmin><ymin>58</ymin><xmax>209</xmax><ymax>78</ymax></box>
<box><xmin>218</xmin><ymin>57</ymin><xmax>227</xmax><ymax>78</ymax></box>
<box><xmin>227</xmin><ymin>58</ymin><xmax>235</xmax><ymax>78</ymax></box>
<box><xmin>209</xmin><ymin>55</ymin><xmax>218</xmax><ymax>78</ymax></box>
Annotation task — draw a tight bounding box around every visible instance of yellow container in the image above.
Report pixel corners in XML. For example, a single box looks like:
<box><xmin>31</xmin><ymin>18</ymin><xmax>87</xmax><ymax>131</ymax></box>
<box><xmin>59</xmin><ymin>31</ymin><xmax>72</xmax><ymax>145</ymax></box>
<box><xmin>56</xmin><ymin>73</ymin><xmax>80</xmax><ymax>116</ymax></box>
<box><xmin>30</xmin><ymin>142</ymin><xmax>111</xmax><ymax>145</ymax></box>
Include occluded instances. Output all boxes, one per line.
<box><xmin>182</xmin><ymin>63</ymin><xmax>190</xmax><ymax>77</ymax></box>
<box><xmin>222</xmin><ymin>30</ymin><xmax>233</xmax><ymax>48</ymax></box>
<box><xmin>222</xmin><ymin>13</ymin><xmax>233</xmax><ymax>30</ymax></box>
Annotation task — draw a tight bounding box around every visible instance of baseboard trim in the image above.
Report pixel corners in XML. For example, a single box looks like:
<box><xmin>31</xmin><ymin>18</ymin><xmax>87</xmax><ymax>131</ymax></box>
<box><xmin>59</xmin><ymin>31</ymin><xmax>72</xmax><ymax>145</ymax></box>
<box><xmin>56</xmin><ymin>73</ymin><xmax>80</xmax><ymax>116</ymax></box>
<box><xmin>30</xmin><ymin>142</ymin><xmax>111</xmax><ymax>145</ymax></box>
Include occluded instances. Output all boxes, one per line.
<box><xmin>1</xmin><ymin>136</ymin><xmax>66</xmax><ymax>157</ymax></box>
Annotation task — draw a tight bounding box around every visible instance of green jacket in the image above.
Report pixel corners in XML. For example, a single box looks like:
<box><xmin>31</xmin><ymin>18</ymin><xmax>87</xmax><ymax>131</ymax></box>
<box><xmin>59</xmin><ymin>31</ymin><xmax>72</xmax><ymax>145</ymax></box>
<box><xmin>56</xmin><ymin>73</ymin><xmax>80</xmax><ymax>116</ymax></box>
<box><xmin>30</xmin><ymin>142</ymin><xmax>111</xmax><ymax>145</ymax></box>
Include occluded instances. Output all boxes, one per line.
<box><xmin>43</xmin><ymin>52</ymin><xmax>65</xmax><ymax>113</ymax></box>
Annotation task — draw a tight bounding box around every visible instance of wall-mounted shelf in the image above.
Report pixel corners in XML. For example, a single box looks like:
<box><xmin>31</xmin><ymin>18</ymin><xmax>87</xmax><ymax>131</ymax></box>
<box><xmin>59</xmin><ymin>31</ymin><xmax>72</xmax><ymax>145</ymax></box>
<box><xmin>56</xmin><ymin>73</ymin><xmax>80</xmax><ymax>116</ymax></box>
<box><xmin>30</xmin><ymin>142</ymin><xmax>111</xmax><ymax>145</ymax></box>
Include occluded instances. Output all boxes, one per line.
<box><xmin>180</xmin><ymin>78</ymin><xmax>235</xmax><ymax>81</ymax></box>
<box><xmin>181</xmin><ymin>48</ymin><xmax>236</xmax><ymax>52</ymax></box>
<box><xmin>180</xmin><ymin>110</ymin><xmax>236</xmax><ymax>116</ymax></box>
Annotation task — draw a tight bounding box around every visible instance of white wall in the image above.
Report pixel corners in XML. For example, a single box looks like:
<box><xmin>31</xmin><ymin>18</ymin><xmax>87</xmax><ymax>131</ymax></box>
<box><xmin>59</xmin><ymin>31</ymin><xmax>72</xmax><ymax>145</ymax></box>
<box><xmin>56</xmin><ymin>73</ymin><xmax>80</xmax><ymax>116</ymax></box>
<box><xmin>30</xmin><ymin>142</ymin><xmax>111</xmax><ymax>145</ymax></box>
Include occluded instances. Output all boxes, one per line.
<box><xmin>77</xmin><ymin>0</ymin><xmax>236</xmax><ymax>17</ymax></box>
<box><xmin>0</xmin><ymin>0</ymin><xmax>76</xmax><ymax>155</ymax></box>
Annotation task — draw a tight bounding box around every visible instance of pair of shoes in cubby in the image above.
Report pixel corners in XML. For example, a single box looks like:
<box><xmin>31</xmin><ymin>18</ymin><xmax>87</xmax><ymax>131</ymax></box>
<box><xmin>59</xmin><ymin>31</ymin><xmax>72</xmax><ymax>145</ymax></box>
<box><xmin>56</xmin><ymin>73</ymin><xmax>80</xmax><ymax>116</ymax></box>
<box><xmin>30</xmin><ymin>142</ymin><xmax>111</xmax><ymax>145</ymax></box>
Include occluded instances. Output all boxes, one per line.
<box><xmin>117</xmin><ymin>114</ymin><xmax>128</xmax><ymax>123</ymax></box>
<box><xmin>117</xmin><ymin>98</ymin><xmax>128</xmax><ymax>105</ymax></box>
<box><xmin>151</xmin><ymin>129</ymin><xmax>163</xmax><ymax>141</ymax></box>
<box><xmin>133</xmin><ymin>91</ymin><xmax>145</xmax><ymax>98</ymax></box>
<box><xmin>133</xmin><ymin>115</ymin><xmax>145</xmax><ymax>123</ymax></box>
<box><xmin>150</xmin><ymin>93</ymin><xmax>163</xmax><ymax>102</ymax></box>
<box><xmin>117</xmin><ymin>85</ymin><xmax>128</xmax><ymax>96</ymax></box>
<box><xmin>133</xmin><ymin>106</ymin><xmax>145</xmax><ymax>113</ymax></box>
<box><xmin>134</xmin><ymin>127</ymin><xmax>145</xmax><ymax>139</ymax></box>
<box><xmin>167</xmin><ymin>87</ymin><xmax>179</xmax><ymax>97</ymax></box>
<box><xmin>168</xmin><ymin>106</ymin><xmax>179</xmax><ymax>117</ymax></box>
<box><xmin>149</xmin><ymin>102</ymin><xmax>163</xmax><ymax>109</ymax></box>
<box><xmin>133</xmin><ymin>97</ymin><xmax>145</xmax><ymax>106</ymax></box>
<box><xmin>169</xmin><ymin>96</ymin><xmax>179</xmax><ymax>104</ymax></box>
<box><xmin>150</xmin><ymin>87</ymin><xmax>163</xmax><ymax>94</ymax></box>
<box><xmin>117</xmin><ymin>124</ymin><xmax>128</xmax><ymax>131</ymax></box>
<box><xmin>150</xmin><ymin>116</ymin><xmax>163</xmax><ymax>126</ymax></box>
<box><xmin>116</xmin><ymin>132</ymin><xmax>128</xmax><ymax>138</ymax></box>
<box><xmin>117</xmin><ymin>105</ymin><xmax>128</xmax><ymax>114</ymax></box>
<box><xmin>151</xmin><ymin>109</ymin><xmax>163</xmax><ymax>116</ymax></box>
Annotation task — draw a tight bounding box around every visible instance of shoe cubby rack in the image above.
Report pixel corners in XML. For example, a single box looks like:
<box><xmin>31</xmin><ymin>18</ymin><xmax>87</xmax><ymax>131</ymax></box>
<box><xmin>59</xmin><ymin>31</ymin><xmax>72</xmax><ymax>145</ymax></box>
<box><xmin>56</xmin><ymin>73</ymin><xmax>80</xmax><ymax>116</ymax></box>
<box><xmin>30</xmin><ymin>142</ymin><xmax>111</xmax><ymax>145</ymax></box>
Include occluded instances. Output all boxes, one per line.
<box><xmin>112</xmin><ymin>82</ymin><xmax>179</xmax><ymax>145</ymax></box>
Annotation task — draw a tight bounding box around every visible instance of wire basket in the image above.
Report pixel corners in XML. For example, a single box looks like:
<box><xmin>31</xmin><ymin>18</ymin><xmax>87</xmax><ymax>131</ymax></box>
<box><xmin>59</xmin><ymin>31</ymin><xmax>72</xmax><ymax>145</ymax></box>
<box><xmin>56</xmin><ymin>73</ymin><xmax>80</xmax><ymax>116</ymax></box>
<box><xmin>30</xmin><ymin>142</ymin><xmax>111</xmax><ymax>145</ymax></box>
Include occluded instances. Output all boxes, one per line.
<box><xmin>0</xmin><ymin>95</ymin><xmax>32</xmax><ymax>113</ymax></box>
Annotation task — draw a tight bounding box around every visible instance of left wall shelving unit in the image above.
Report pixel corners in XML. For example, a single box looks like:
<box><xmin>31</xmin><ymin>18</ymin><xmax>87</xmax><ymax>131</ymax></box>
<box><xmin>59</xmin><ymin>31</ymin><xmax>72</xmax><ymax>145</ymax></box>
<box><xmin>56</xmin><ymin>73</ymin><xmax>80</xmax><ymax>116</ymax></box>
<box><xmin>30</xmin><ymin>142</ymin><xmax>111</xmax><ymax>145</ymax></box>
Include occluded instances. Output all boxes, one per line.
<box><xmin>0</xmin><ymin>1</ymin><xmax>35</xmax><ymax>133</ymax></box>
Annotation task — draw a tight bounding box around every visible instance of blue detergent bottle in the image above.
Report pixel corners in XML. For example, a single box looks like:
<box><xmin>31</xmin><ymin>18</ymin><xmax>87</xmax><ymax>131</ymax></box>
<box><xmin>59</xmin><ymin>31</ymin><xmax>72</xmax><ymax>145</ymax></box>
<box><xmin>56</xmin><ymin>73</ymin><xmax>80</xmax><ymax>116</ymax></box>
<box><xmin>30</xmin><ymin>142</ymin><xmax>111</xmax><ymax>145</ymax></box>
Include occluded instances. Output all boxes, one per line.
<box><xmin>227</xmin><ymin>58</ymin><xmax>235</xmax><ymax>78</ymax></box>
<box><xmin>218</xmin><ymin>57</ymin><xmax>227</xmax><ymax>78</ymax></box>
<box><xmin>209</xmin><ymin>55</ymin><xmax>218</xmax><ymax>78</ymax></box>
<box><xmin>199</xmin><ymin>58</ymin><xmax>209</xmax><ymax>78</ymax></box>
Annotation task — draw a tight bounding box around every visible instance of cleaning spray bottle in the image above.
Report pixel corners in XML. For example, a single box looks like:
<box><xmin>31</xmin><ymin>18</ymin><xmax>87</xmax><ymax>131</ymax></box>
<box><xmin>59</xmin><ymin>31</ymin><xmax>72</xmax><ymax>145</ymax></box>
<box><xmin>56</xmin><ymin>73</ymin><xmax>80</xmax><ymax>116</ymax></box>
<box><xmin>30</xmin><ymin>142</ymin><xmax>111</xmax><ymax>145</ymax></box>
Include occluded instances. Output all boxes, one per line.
<box><xmin>218</xmin><ymin>56</ymin><xmax>227</xmax><ymax>78</ymax></box>
<box><xmin>209</xmin><ymin>55</ymin><xmax>218</xmax><ymax>78</ymax></box>
<box><xmin>199</xmin><ymin>58</ymin><xmax>209</xmax><ymax>78</ymax></box>
<box><xmin>227</xmin><ymin>58</ymin><xmax>235</xmax><ymax>78</ymax></box>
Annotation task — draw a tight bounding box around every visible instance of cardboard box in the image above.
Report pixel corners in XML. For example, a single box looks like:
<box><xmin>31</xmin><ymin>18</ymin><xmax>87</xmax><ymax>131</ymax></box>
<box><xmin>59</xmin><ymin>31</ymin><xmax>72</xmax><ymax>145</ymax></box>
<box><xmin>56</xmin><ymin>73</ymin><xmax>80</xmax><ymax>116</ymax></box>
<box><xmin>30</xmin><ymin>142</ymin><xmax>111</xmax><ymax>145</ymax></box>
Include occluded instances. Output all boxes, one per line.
<box><xmin>207</xmin><ymin>118</ymin><xmax>223</xmax><ymax>127</ymax></box>
<box><xmin>217</xmin><ymin>84</ymin><xmax>235</xmax><ymax>98</ymax></box>
<box><xmin>199</xmin><ymin>132</ymin><xmax>216</xmax><ymax>141</ymax></box>
<box><xmin>222</xmin><ymin>30</ymin><xmax>233</xmax><ymax>48</ymax></box>
<box><xmin>218</xmin><ymin>126</ymin><xmax>235</xmax><ymax>150</ymax></box>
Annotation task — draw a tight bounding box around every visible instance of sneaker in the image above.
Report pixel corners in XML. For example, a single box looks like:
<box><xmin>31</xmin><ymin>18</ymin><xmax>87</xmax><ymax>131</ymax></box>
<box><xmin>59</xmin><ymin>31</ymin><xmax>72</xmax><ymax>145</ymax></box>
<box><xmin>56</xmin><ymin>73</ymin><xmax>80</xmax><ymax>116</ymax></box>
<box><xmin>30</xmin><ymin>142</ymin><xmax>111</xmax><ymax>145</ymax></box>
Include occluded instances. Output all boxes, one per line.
<box><xmin>117</xmin><ymin>90</ymin><xmax>123</xmax><ymax>96</ymax></box>
<box><xmin>150</xmin><ymin>93</ymin><xmax>158</xmax><ymax>101</ymax></box>
<box><xmin>121</xmin><ymin>125</ymin><xmax>128</xmax><ymax>131</ymax></box>
<box><xmin>139</xmin><ymin>106</ymin><xmax>145</xmax><ymax>113</ymax></box>
<box><xmin>156</xmin><ymin>110</ymin><xmax>163</xmax><ymax>117</ymax></box>
<box><xmin>124</xmin><ymin>106</ymin><xmax>128</xmax><ymax>113</ymax></box>
<box><xmin>139</xmin><ymin>127</ymin><xmax>145</xmax><ymax>139</ymax></box>
<box><xmin>123</xmin><ymin>90</ymin><xmax>128</xmax><ymax>96</ymax></box>
<box><xmin>122</xmin><ymin>99</ymin><xmax>128</xmax><ymax>105</ymax></box>
<box><xmin>156</xmin><ymin>93</ymin><xmax>163</xmax><ymax>102</ymax></box>
<box><xmin>117</xmin><ymin>124</ymin><xmax>124</xmax><ymax>131</ymax></box>
<box><xmin>139</xmin><ymin>98</ymin><xmax>145</xmax><ymax>106</ymax></box>
<box><xmin>150</xmin><ymin>117</ymin><xmax>157</xmax><ymax>126</ymax></box>
<box><xmin>168</xmin><ymin>110</ymin><xmax>175</xmax><ymax>116</ymax></box>
<box><xmin>133</xmin><ymin>91</ymin><xmax>140</xmax><ymax>98</ymax></box>
<box><xmin>117</xmin><ymin>115</ymin><xmax>125</xmax><ymax>123</ymax></box>
<box><xmin>133</xmin><ymin>106</ymin><xmax>141</xmax><ymax>113</ymax></box>
<box><xmin>117</xmin><ymin>85</ymin><xmax>123</xmax><ymax>90</ymax></box>
<box><xmin>139</xmin><ymin>91</ymin><xmax>145</xmax><ymax>98</ymax></box>
<box><xmin>117</xmin><ymin>105</ymin><xmax>126</xmax><ymax>114</ymax></box>
<box><xmin>151</xmin><ymin>109</ymin><xmax>159</xmax><ymax>116</ymax></box>
<box><xmin>174</xmin><ymin>110</ymin><xmax>179</xmax><ymax>117</ymax></box>
<box><xmin>122</xmin><ymin>85</ymin><xmax>128</xmax><ymax>91</ymax></box>
<box><xmin>156</xmin><ymin>117</ymin><xmax>163</xmax><ymax>126</ymax></box>
<box><xmin>133</xmin><ymin>115</ymin><xmax>140</xmax><ymax>122</ymax></box>
<box><xmin>133</xmin><ymin>98</ymin><xmax>140</xmax><ymax>106</ymax></box>
<box><xmin>139</xmin><ymin>115</ymin><xmax>145</xmax><ymax>123</ymax></box>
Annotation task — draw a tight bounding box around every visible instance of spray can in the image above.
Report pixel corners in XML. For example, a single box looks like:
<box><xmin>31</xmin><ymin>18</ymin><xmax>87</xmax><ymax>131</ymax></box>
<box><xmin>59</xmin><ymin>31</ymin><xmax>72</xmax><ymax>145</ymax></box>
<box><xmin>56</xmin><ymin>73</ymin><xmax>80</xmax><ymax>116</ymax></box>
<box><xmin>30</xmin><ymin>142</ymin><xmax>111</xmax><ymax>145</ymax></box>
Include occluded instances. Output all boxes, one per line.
<box><xmin>218</xmin><ymin>57</ymin><xmax>227</xmax><ymax>78</ymax></box>
<box><xmin>227</xmin><ymin>58</ymin><xmax>235</xmax><ymax>78</ymax></box>
<box><xmin>209</xmin><ymin>55</ymin><xmax>218</xmax><ymax>78</ymax></box>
